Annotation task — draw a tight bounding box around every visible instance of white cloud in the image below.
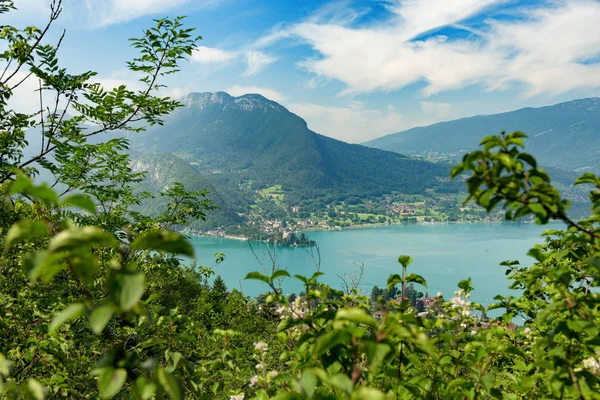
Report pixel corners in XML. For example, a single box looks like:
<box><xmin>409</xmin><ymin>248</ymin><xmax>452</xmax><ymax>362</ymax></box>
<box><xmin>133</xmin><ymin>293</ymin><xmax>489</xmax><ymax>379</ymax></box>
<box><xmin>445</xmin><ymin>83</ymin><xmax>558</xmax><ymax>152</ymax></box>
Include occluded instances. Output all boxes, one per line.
<box><xmin>244</xmin><ymin>51</ymin><xmax>277</xmax><ymax>76</ymax></box>
<box><xmin>192</xmin><ymin>46</ymin><xmax>239</xmax><ymax>64</ymax></box>
<box><xmin>287</xmin><ymin>102</ymin><xmax>404</xmax><ymax>143</ymax></box>
<box><xmin>8</xmin><ymin>0</ymin><xmax>224</xmax><ymax>27</ymax></box>
<box><xmin>5</xmin><ymin>0</ymin><xmax>54</xmax><ymax>22</ymax></box>
<box><xmin>191</xmin><ymin>47</ymin><xmax>276</xmax><ymax>76</ymax></box>
<box><xmin>255</xmin><ymin>0</ymin><xmax>600</xmax><ymax>97</ymax></box>
<box><xmin>420</xmin><ymin>101</ymin><xmax>452</xmax><ymax>118</ymax></box>
<box><xmin>84</xmin><ymin>0</ymin><xmax>222</xmax><ymax>27</ymax></box>
<box><xmin>4</xmin><ymin>70</ymin><xmax>43</xmax><ymax>114</ymax></box>
<box><xmin>386</xmin><ymin>0</ymin><xmax>502</xmax><ymax>40</ymax></box>
<box><xmin>486</xmin><ymin>0</ymin><xmax>600</xmax><ymax>96</ymax></box>
<box><xmin>226</xmin><ymin>85</ymin><xmax>286</xmax><ymax>103</ymax></box>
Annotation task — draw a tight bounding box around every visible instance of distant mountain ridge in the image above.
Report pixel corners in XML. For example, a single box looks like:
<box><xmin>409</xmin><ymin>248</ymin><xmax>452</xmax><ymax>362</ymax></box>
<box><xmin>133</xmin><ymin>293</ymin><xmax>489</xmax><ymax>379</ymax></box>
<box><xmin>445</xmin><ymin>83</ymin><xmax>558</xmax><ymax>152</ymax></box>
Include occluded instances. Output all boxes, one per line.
<box><xmin>364</xmin><ymin>98</ymin><xmax>600</xmax><ymax>172</ymax></box>
<box><xmin>126</xmin><ymin>91</ymin><xmax>456</xmax><ymax>201</ymax></box>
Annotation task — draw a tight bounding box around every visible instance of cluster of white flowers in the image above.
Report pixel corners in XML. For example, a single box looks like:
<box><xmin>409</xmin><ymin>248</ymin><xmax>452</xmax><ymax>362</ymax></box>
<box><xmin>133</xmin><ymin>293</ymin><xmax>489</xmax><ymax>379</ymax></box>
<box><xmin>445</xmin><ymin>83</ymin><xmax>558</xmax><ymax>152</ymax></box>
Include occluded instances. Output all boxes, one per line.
<box><xmin>275</xmin><ymin>297</ymin><xmax>309</xmax><ymax>319</ymax></box>
<box><xmin>251</xmin><ymin>340</ymin><xmax>279</xmax><ymax>388</ymax></box>
<box><xmin>229</xmin><ymin>394</ymin><xmax>244</xmax><ymax>400</ymax></box>
<box><xmin>254</xmin><ymin>341</ymin><xmax>268</xmax><ymax>352</ymax></box>
<box><xmin>450</xmin><ymin>289</ymin><xmax>471</xmax><ymax>317</ymax></box>
<box><xmin>274</xmin><ymin>297</ymin><xmax>311</xmax><ymax>340</ymax></box>
<box><xmin>583</xmin><ymin>356</ymin><xmax>600</xmax><ymax>375</ymax></box>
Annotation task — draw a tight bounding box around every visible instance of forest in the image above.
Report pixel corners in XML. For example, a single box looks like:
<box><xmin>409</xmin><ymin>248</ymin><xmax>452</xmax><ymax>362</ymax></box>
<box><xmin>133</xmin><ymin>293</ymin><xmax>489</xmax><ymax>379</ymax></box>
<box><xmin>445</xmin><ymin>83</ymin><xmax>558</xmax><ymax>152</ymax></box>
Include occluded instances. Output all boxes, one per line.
<box><xmin>1</xmin><ymin>1</ymin><xmax>599</xmax><ymax>399</ymax></box>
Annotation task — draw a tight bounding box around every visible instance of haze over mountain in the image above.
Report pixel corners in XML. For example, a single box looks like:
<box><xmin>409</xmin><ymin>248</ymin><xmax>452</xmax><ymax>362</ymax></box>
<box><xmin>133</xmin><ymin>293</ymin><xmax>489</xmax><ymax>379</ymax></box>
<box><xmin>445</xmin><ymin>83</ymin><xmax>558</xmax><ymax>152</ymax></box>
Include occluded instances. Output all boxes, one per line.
<box><xmin>126</xmin><ymin>92</ymin><xmax>456</xmax><ymax>202</ymax></box>
<box><xmin>364</xmin><ymin>98</ymin><xmax>600</xmax><ymax>173</ymax></box>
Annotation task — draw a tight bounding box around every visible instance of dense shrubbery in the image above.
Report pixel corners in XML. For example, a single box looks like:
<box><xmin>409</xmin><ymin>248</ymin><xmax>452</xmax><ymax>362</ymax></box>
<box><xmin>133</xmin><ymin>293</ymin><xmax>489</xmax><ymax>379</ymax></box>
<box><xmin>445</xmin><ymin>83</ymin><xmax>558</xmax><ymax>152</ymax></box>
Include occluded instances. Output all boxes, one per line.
<box><xmin>1</xmin><ymin>1</ymin><xmax>599</xmax><ymax>399</ymax></box>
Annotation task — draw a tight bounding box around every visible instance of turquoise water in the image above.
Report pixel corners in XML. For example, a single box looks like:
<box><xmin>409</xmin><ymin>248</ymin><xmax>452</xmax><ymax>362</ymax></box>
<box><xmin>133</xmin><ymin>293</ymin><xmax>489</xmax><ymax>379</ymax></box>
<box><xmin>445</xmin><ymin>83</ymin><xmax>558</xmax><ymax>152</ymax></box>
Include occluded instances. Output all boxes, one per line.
<box><xmin>190</xmin><ymin>222</ymin><xmax>559</xmax><ymax>308</ymax></box>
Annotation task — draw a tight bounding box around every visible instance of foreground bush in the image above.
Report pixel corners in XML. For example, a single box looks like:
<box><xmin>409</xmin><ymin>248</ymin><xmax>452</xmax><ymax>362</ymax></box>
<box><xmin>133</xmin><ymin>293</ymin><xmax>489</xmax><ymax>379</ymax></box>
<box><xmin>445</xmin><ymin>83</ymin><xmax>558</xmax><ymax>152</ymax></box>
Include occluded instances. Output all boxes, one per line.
<box><xmin>1</xmin><ymin>0</ymin><xmax>599</xmax><ymax>398</ymax></box>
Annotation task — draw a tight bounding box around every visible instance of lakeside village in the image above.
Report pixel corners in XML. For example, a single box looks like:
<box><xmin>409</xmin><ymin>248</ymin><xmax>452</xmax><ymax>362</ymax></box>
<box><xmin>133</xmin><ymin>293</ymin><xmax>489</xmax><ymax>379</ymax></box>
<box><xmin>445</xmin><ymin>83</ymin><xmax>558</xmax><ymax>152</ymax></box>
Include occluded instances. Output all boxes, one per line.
<box><xmin>183</xmin><ymin>192</ymin><xmax>507</xmax><ymax>246</ymax></box>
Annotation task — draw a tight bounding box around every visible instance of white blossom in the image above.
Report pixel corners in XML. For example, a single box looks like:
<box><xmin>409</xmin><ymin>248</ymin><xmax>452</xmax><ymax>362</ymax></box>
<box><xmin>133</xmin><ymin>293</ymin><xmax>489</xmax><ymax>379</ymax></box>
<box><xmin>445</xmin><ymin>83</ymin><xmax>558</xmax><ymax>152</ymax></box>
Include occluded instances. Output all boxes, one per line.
<box><xmin>269</xmin><ymin>370</ymin><xmax>278</xmax><ymax>378</ymax></box>
<box><xmin>249</xmin><ymin>375</ymin><xmax>259</xmax><ymax>387</ymax></box>
<box><xmin>450</xmin><ymin>293</ymin><xmax>471</xmax><ymax>317</ymax></box>
<box><xmin>583</xmin><ymin>357</ymin><xmax>600</xmax><ymax>374</ymax></box>
<box><xmin>254</xmin><ymin>341</ymin><xmax>268</xmax><ymax>352</ymax></box>
<box><xmin>230</xmin><ymin>395</ymin><xmax>245</xmax><ymax>400</ymax></box>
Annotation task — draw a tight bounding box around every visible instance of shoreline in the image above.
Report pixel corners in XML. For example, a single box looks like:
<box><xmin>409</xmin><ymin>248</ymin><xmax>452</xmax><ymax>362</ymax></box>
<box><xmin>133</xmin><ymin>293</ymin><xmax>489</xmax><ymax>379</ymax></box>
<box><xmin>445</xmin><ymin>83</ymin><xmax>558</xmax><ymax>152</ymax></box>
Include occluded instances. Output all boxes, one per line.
<box><xmin>301</xmin><ymin>218</ymin><xmax>531</xmax><ymax>233</ymax></box>
<box><xmin>188</xmin><ymin>219</ymin><xmax>543</xmax><ymax>243</ymax></box>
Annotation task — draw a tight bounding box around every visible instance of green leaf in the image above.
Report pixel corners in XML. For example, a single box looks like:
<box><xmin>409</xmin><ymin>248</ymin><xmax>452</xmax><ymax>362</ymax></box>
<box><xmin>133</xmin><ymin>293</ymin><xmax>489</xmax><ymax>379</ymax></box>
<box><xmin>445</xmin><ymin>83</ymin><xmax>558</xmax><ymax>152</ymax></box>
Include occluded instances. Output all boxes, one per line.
<box><xmin>480</xmin><ymin>135</ymin><xmax>502</xmax><ymax>148</ymax></box>
<box><xmin>487</xmin><ymin>302</ymin><xmax>505</xmax><ymax>311</ymax></box>
<box><xmin>509</xmin><ymin>131</ymin><xmax>528</xmax><ymax>139</ymax></box>
<box><xmin>575</xmin><ymin>172</ymin><xmax>598</xmax><ymax>185</ymax></box>
<box><xmin>6</xmin><ymin>174</ymin><xmax>33</xmax><ymax>195</ymax></box>
<box><xmin>517</xmin><ymin>152</ymin><xmax>537</xmax><ymax>168</ymax></box>
<box><xmin>244</xmin><ymin>271</ymin><xmax>270</xmax><ymax>284</ymax></box>
<box><xmin>366</xmin><ymin>342</ymin><xmax>391</xmax><ymax>372</ymax></box>
<box><xmin>300</xmin><ymin>369</ymin><xmax>317</xmax><ymax>398</ymax></box>
<box><xmin>131</xmin><ymin>230</ymin><xmax>194</xmax><ymax>257</ymax></box>
<box><xmin>156</xmin><ymin>368</ymin><xmax>183</xmax><ymax>400</ymax></box>
<box><xmin>165</xmin><ymin>351</ymin><xmax>183</xmax><ymax>373</ymax></box>
<box><xmin>49</xmin><ymin>303</ymin><xmax>86</xmax><ymax>334</ymax></box>
<box><xmin>450</xmin><ymin>164</ymin><xmax>465</xmax><ymax>178</ymax></box>
<box><xmin>60</xmin><ymin>194</ymin><xmax>97</xmax><ymax>215</ymax></box>
<box><xmin>327</xmin><ymin>374</ymin><xmax>352</xmax><ymax>395</ymax></box>
<box><xmin>527</xmin><ymin>247</ymin><xmax>546</xmax><ymax>262</ymax></box>
<box><xmin>26</xmin><ymin>183</ymin><xmax>59</xmax><ymax>206</ymax></box>
<box><xmin>314</xmin><ymin>331</ymin><xmax>347</xmax><ymax>355</ymax></box>
<box><xmin>397</xmin><ymin>255</ymin><xmax>413</xmax><ymax>268</ymax></box>
<box><xmin>0</xmin><ymin>353</ymin><xmax>10</xmax><ymax>376</ymax></box>
<box><xmin>132</xmin><ymin>376</ymin><xmax>156</xmax><ymax>400</ymax></box>
<box><xmin>447</xmin><ymin>378</ymin><xmax>469</xmax><ymax>392</ymax></box>
<box><xmin>271</xmin><ymin>269</ymin><xmax>290</xmax><ymax>281</ymax></box>
<box><xmin>528</xmin><ymin>203</ymin><xmax>547</xmax><ymax>220</ymax></box>
<box><xmin>112</xmin><ymin>270</ymin><xmax>145</xmax><ymax>312</ymax></box>
<box><xmin>405</xmin><ymin>273</ymin><xmax>427</xmax><ymax>287</ymax></box>
<box><xmin>138</xmin><ymin>339</ymin><xmax>168</xmax><ymax>349</ymax></box>
<box><xmin>4</xmin><ymin>220</ymin><xmax>48</xmax><ymax>249</ymax></box>
<box><xmin>496</xmin><ymin>153</ymin><xmax>513</xmax><ymax>169</ymax></box>
<box><xmin>48</xmin><ymin>226</ymin><xmax>117</xmax><ymax>253</ymax></box>
<box><xmin>89</xmin><ymin>303</ymin><xmax>113</xmax><ymax>335</ymax></box>
<box><xmin>24</xmin><ymin>379</ymin><xmax>46</xmax><ymax>400</ymax></box>
<box><xmin>336</xmin><ymin>308</ymin><xmax>378</xmax><ymax>329</ymax></box>
<box><xmin>387</xmin><ymin>274</ymin><xmax>403</xmax><ymax>290</ymax></box>
<box><xmin>24</xmin><ymin>251</ymin><xmax>67</xmax><ymax>282</ymax></box>
<box><xmin>97</xmin><ymin>367</ymin><xmax>127</xmax><ymax>399</ymax></box>
<box><xmin>351</xmin><ymin>388</ymin><xmax>386</xmax><ymax>400</ymax></box>
<box><xmin>70</xmin><ymin>248</ymin><xmax>99</xmax><ymax>285</ymax></box>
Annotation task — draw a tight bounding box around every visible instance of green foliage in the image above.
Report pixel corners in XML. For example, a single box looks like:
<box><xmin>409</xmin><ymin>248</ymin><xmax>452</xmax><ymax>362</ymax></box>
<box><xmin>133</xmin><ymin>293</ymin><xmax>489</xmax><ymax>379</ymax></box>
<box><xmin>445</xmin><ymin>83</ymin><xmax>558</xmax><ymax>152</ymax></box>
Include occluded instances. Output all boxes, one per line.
<box><xmin>1</xmin><ymin>2</ymin><xmax>600</xmax><ymax>398</ymax></box>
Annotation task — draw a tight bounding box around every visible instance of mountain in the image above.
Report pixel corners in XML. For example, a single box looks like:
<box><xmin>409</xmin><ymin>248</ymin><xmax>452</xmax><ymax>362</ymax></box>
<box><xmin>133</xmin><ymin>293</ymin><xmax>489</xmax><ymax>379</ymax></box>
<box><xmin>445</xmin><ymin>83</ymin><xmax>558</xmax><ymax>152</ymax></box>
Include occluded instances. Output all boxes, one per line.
<box><xmin>126</xmin><ymin>92</ymin><xmax>458</xmax><ymax>203</ymax></box>
<box><xmin>364</xmin><ymin>98</ymin><xmax>600</xmax><ymax>172</ymax></box>
<box><xmin>129</xmin><ymin>152</ymin><xmax>243</xmax><ymax>229</ymax></box>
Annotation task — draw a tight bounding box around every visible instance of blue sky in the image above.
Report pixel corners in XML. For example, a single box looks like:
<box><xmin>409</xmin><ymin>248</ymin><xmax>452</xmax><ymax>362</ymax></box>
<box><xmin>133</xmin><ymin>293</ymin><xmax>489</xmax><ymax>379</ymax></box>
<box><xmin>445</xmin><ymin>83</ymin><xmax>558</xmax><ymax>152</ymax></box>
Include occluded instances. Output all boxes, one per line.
<box><xmin>6</xmin><ymin>0</ymin><xmax>600</xmax><ymax>142</ymax></box>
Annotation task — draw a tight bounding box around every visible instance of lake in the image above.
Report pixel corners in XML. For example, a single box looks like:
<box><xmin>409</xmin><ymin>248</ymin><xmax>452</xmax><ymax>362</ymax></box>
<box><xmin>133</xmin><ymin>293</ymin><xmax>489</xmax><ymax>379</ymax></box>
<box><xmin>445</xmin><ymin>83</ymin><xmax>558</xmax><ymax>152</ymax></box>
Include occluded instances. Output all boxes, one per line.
<box><xmin>190</xmin><ymin>222</ymin><xmax>559</xmax><ymax>308</ymax></box>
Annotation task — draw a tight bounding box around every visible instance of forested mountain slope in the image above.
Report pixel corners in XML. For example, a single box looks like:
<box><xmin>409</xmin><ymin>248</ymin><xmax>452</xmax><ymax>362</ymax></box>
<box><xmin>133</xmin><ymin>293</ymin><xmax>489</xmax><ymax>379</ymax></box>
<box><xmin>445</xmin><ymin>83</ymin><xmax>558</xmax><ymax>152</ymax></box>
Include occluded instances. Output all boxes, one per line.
<box><xmin>126</xmin><ymin>92</ymin><xmax>457</xmax><ymax>200</ymax></box>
